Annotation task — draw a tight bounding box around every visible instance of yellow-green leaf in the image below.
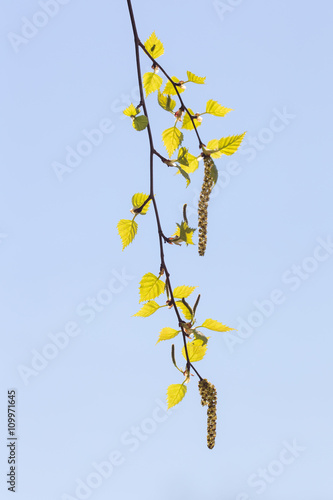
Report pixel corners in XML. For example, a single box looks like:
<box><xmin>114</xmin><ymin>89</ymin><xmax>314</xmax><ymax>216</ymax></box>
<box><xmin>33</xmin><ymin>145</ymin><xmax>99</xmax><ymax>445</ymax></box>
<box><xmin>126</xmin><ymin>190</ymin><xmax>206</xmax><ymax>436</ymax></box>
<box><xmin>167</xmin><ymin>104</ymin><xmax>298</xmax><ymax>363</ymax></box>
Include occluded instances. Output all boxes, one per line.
<box><xmin>182</xmin><ymin>108</ymin><xmax>202</xmax><ymax>130</ymax></box>
<box><xmin>133</xmin><ymin>300</ymin><xmax>160</xmax><ymax>317</ymax></box>
<box><xmin>206</xmin><ymin>99</ymin><xmax>233</xmax><ymax>117</ymax></box>
<box><xmin>132</xmin><ymin>115</ymin><xmax>148</xmax><ymax>131</ymax></box>
<box><xmin>167</xmin><ymin>383</ymin><xmax>187</xmax><ymax>409</ymax></box>
<box><xmin>162</xmin><ymin>127</ymin><xmax>183</xmax><ymax>157</ymax></box>
<box><xmin>218</xmin><ymin>133</ymin><xmax>246</xmax><ymax>156</ymax></box>
<box><xmin>143</xmin><ymin>72</ymin><xmax>163</xmax><ymax>97</ymax></box>
<box><xmin>144</xmin><ymin>31</ymin><xmax>164</xmax><ymax>58</ymax></box>
<box><xmin>200</xmin><ymin>319</ymin><xmax>234</xmax><ymax>332</ymax></box>
<box><xmin>131</xmin><ymin>193</ymin><xmax>151</xmax><ymax>215</ymax></box>
<box><xmin>139</xmin><ymin>272</ymin><xmax>165</xmax><ymax>303</ymax></box>
<box><xmin>123</xmin><ymin>103</ymin><xmax>139</xmax><ymax>117</ymax></box>
<box><xmin>173</xmin><ymin>286</ymin><xmax>197</xmax><ymax>299</ymax></box>
<box><xmin>157</xmin><ymin>91</ymin><xmax>176</xmax><ymax>112</ymax></box>
<box><xmin>162</xmin><ymin>77</ymin><xmax>185</xmax><ymax>96</ymax></box>
<box><xmin>117</xmin><ymin>219</ymin><xmax>138</xmax><ymax>250</ymax></box>
<box><xmin>187</xmin><ymin>71</ymin><xmax>206</xmax><ymax>84</ymax></box>
<box><xmin>173</xmin><ymin>222</ymin><xmax>196</xmax><ymax>246</ymax></box>
<box><xmin>176</xmin><ymin>300</ymin><xmax>193</xmax><ymax>320</ymax></box>
<box><xmin>205</xmin><ymin>133</ymin><xmax>246</xmax><ymax>158</ymax></box>
<box><xmin>183</xmin><ymin>153</ymin><xmax>199</xmax><ymax>173</ymax></box>
<box><xmin>156</xmin><ymin>327</ymin><xmax>180</xmax><ymax>344</ymax></box>
<box><xmin>182</xmin><ymin>339</ymin><xmax>207</xmax><ymax>362</ymax></box>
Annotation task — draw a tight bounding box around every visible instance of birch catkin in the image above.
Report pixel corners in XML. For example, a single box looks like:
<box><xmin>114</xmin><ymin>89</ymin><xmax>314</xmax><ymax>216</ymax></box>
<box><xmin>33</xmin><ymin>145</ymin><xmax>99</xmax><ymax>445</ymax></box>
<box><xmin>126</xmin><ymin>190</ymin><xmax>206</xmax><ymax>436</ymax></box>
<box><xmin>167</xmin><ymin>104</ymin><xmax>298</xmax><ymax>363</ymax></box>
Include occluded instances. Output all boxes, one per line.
<box><xmin>198</xmin><ymin>378</ymin><xmax>217</xmax><ymax>449</ymax></box>
<box><xmin>198</xmin><ymin>156</ymin><xmax>215</xmax><ymax>256</ymax></box>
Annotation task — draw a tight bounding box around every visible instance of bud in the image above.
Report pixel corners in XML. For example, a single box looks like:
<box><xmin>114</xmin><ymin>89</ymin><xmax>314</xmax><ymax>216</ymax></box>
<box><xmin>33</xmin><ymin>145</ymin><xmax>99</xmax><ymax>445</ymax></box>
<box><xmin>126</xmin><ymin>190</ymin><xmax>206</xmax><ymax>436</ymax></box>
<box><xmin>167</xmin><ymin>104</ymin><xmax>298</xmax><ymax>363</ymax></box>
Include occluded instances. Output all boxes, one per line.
<box><xmin>151</xmin><ymin>63</ymin><xmax>159</xmax><ymax>74</ymax></box>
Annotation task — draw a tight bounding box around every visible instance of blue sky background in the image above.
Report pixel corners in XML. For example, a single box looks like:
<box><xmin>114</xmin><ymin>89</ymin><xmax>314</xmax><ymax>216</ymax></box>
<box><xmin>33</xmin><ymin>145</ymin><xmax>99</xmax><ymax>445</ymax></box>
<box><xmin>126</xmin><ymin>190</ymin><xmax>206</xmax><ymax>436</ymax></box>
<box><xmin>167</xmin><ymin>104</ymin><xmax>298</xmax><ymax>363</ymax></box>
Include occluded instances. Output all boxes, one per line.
<box><xmin>1</xmin><ymin>0</ymin><xmax>333</xmax><ymax>499</ymax></box>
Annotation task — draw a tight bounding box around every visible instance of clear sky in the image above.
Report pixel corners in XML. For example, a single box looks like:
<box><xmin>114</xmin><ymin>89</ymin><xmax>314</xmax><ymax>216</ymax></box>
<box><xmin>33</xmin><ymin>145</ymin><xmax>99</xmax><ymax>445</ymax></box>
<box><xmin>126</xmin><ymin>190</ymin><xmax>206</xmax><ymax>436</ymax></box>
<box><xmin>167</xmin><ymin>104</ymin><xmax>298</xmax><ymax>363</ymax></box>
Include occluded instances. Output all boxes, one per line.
<box><xmin>1</xmin><ymin>0</ymin><xmax>333</xmax><ymax>499</ymax></box>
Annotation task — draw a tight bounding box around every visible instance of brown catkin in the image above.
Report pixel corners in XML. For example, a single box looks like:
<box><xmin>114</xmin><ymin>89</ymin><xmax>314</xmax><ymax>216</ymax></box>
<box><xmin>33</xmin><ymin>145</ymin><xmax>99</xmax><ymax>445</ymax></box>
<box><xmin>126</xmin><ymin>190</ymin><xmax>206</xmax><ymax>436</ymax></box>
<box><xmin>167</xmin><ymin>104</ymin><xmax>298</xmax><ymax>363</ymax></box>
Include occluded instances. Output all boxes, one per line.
<box><xmin>198</xmin><ymin>379</ymin><xmax>217</xmax><ymax>449</ymax></box>
<box><xmin>198</xmin><ymin>156</ymin><xmax>215</xmax><ymax>256</ymax></box>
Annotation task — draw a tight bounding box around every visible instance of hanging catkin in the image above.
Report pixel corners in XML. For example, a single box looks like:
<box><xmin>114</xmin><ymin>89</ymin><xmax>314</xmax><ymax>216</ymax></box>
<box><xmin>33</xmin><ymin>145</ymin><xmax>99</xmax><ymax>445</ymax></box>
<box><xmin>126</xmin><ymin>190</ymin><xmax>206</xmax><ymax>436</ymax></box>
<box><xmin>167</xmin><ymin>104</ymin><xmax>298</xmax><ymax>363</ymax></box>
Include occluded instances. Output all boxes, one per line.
<box><xmin>198</xmin><ymin>155</ymin><xmax>215</xmax><ymax>256</ymax></box>
<box><xmin>198</xmin><ymin>378</ymin><xmax>217</xmax><ymax>449</ymax></box>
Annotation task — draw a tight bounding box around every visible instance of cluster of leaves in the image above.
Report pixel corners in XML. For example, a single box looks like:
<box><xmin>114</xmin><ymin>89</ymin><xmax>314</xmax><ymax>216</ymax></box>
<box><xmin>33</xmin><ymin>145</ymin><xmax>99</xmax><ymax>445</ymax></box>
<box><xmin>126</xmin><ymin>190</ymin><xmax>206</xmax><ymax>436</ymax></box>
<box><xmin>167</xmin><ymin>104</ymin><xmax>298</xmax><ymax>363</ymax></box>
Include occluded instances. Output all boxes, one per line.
<box><xmin>123</xmin><ymin>31</ymin><xmax>245</xmax><ymax>189</ymax></box>
<box><xmin>133</xmin><ymin>271</ymin><xmax>233</xmax><ymax>410</ymax></box>
<box><xmin>122</xmin><ymin>2</ymin><xmax>244</xmax><ymax>448</ymax></box>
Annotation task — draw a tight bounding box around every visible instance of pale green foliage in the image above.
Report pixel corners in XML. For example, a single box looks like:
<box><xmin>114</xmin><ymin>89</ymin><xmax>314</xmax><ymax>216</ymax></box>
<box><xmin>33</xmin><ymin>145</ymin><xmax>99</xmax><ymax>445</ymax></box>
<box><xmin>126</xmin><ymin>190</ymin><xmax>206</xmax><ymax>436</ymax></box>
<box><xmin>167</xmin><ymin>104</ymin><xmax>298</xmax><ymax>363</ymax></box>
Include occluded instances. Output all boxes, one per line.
<box><xmin>123</xmin><ymin>104</ymin><xmax>148</xmax><ymax>131</ymax></box>
<box><xmin>143</xmin><ymin>72</ymin><xmax>163</xmax><ymax>97</ymax></box>
<box><xmin>205</xmin><ymin>132</ymin><xmax>246</xmax><ymax>158</ymax></box>
<box><xmin>182</xmin><ymin>108</ymin><xmax>202</xmax><ymax>130</ymax></box>
<box><xmin>206</xmin><ymin>99</ymin><xmax>232</xmax><ymax>117</ymax></box>
<box><xmin>133</xmin><ymin>115</ymin><xmax>148</xmax><ymax>131</ymax></box>
<box><xmin>162</xmin><ymin>126</ymin><xmax>183</xmax><ymax>157</ymax></box>
<box><xmin>117</xmin><ymin>219</ymin><xmax>138</xmax><ymax>250</ymax></box>
<box><xmin>176</xmin><ymin>301</ymin><xmax>193</xmax><ymax>320</ymax></box>
<box><xmin>162</xmin><ymin>76</ymin><xmax>185</xmax><ymax>96</ymax></box>
<box><xmin>174</xmin><ymin>221</ymin><xmax>196</xmax><ymax>245</ymax></box>
<box><xmin>186</xmin><ymin>70</ymin><xmax>206</xmax><ymax>84</ymax></box>
<box><xmin>131</xmin><ymin>193</ymin><xmax>151</xmax><ymax>214</ymax></box>
<box><xmin>167</xmin><ymin>383</ymin><xmax>187</xmax><ymax>409</ymax></box>
<box><xmin>133</xmin><ymin>300</ymin><xmax>161</xmax><ymax>317</ymax></box>
<box><xmin>123</xmin><ymin>103</ymin><xmax>139</xmax><ymax>117</ymax></box>
<box><xmin>156</xmin><ymin>327</ymin><xmax>180</xmax><ymax>343</ymax></box>
<box><xmin>121</xmin><ymin>20</ymin><xmax>245</xmax><ymax>422</ymax></box>
<box><xmin>199</xmin><ymin>319</ymin><xmax>234</xmax><ymax>332</ymax></box>
<box><xmin>144</xmin><ymin>31</ymin><xmax>164</xmax><ymax>58</ymax></box>
<box><xmin>157</xmin><ymin>91</ymin><xmax>176</xmax><ymax>112</ymax></box>
<box><xmin>173</xmin><ymin>285</ymin><xmax>197</xmax><ymax>299</ymax></box>
<box><xmin>182</xmin><ymin>338</ymin><xmax>207</xmax><ymax>362</ymax></box>
<box><xmin>139</xmin><ymin>272</ymin><xmax>165</xmax><ymax>302</ymax></box>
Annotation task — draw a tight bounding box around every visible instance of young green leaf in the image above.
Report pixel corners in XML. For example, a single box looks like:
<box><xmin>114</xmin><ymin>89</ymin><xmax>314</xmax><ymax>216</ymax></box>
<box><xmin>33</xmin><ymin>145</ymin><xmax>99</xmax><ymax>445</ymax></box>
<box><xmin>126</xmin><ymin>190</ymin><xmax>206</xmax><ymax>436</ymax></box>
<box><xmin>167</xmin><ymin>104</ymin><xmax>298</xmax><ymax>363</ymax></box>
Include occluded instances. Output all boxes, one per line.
<box><xmin>123</xmin><ymin>103</ymin><xmax>139</xmax><ymax>117</ymax></box>
<box><xmin>174</xmin><ymin>222</ymin><xmax>196</xmax><ymax>246</ymax></box>
<box><xmin>176</xmin><ymin>166</ymin><xmax>190</xmax><ymax>186</ymax></box>
<box><xmin>182</xmin><ymin>338</ymin><xmax>207</xmax><ymax>362</ymax></box>
<box><xmin>144</xmin><ymin>31</ymin><xmax>164</xmax><ymax>58</ymax></box>
<box><xmin>175</xmin><ymin>301</ymin><xmax>193</xmax><ymax>321</ymax></box>
<box><xmin>157</xmin><ymin>91</ymin><xmax>176</xmax><ymax>112</ymax></box>
<box><xmin>117</xmin><ymin>219</ymin><xmax>138</xmax><ymax>250</ymax></box>
<box><xmin>162</xmin><ymin>127</ymin><xmax>183</xmax><ymax>157</ymax></box>
<box><xmin>162</xmin><ymin>77</ymin><xmax>185</xmax><ymax>96</ymax></box>
<box><xmin>205</xmin><ymin>133</ymin><xmax>246</xmax><ymax>158</ymax></box>
<box><xmin>192</xmin><ymin>329</ymin><xmax>209</xmax><ymax>345</ymax></box>
<box><xmin>187</xmin><ymin>71</ymin><xmax>206</xmax><ymax>84</ymax></box>
<box><xmin>182</xmin><ymin>109</ymin><xmax>202</xmax><ymax>130</ymax></box>
<box><xmin>218</xmin><ymin>133</ymin><xmax>246</xmax><ymax>156</ymax></box>
<box><xmin>167</xmin><ymin>383</ymin><xmax>187</xmax><ymax>409</ymax></box>
<box><xmin>173</xmin><ymin>286</ymin><xmax>197</xmax><ymax>299</ymax></box>
<box><xmin>177</xmin><ymin>147</ymin><xmax>189</xmax><ymax>166</ymax></box>
<box><xmin>156</xmin><ymin>328</ymin><xmax>180</xmax><ymax>344</ymax></box>
<box><xmin>200</xmin><ymin>319</ymin><xmax>234</xmax><ymax>332</ymax></box>
<box><xmin>143</xmin><ymin>72</ymin><xmax>163</xmax><ymax>97</ymax></box>
<box><xmin>209</xmin><ymin>160</ymin><xmax>218</xmax><ymax>185</ymax></box>
<box><xmin>133</xmin><ymin>300</ymin><xmax>161</xmax><ymax>318</ymax></box>
<box><xmin>131</xmin><ymin>193</ymin><xmax>151</xmax><ymax>215</ymax></box>
<box><xmin>132</xmin><ymin>115</ymin><xmax>148</xmax><ymax>131</ymax></box>
<box><xmin>206</xmin><ymin>99</ymin><xmax>233</xmax><ymax>117</ymax></box>
<box><xmin>139</xmin><ymin>272</ymin><xmax>165</xmax><ymax>303</ymax></box>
